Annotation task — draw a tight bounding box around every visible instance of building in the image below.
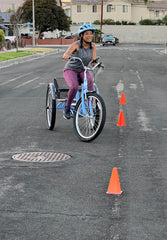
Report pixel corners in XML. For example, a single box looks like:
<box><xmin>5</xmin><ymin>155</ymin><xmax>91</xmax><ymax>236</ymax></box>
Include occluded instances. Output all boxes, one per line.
<box><xmin>0</xmin><ymin>12</ymin><xmax>13</xmax><ymax>24</ymax></box>
<box><xmin>0</xmin><ymin>12</ymin><xmax>13</xmax><ymax>35</ymax></box>
<box><xmin>1</xmin><ymin>0</ymin><xmax>167</xmax><ymax>25</ymax></box>
<box><xmin>62</xmin><ymin>0</ymin><xmax>71</xmax><ymax>17</ymax></box>
<box><xmin>62</xmin><ymin>0</ymin><xmax>167</xmax><ymax>24</ymax></box>
<box><xmin>147</xmin><ymin>1</ymin><xmax>167</xmax><ymax>20</ymax></box>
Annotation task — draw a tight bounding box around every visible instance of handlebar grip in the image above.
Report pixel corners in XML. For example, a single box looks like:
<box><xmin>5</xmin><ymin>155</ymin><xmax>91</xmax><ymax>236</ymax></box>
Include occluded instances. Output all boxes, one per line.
<box><xmin>100</xmin><ymin>63</ymin><xmax>104</xmax><ymax>68</ymax></box>
<box><xmin>90</xmin><ymin>57</ymin><xmax>100</xmax><ymax>64</ymax></box>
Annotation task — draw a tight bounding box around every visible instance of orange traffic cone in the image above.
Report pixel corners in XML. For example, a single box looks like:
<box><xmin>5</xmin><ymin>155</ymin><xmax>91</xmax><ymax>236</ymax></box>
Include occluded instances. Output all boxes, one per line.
<box><xmin>117</xmin><ymin>111</ymin><xmax>126</xmax><ymax>126</ymax></box>
<box><xmin>119</xmin><ymin>92</ymin><xmax>126</xmax><ymax>104</ymax></box>
<box><xmin>106</xmin><ymin>168</ymin><xmax>122</xmax><ymax>195</ymax></box>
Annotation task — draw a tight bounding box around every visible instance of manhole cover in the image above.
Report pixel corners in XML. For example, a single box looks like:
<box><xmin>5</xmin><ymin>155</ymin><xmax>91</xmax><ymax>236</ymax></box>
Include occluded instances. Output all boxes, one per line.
<box><xmin>12</xmin><ymin>152</ymin><xmax>71</xmax><ymax>162</ymax></box>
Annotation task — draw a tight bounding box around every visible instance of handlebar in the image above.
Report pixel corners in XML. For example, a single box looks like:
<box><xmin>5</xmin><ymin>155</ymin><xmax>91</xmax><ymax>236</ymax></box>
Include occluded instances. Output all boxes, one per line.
<box><xmin>69</xmin><ymin>56</ymin><xmax>104</xmax><ymax>71</ymax></box>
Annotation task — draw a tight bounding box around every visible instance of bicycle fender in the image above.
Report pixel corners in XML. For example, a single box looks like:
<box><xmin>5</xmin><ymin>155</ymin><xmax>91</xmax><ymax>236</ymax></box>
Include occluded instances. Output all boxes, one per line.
<box><xmin>49</xmin><ymin>83</ymin><xmax>56</xmax><ymax>100</ymax></box>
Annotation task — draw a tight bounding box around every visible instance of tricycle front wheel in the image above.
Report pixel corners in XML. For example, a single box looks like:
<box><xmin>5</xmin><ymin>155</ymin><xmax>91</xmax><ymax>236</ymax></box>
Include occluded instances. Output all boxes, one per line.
<box><xmin>73</xmin><ymin>92</ymin><xmax>106</xmax><ymax>142</ymax></box>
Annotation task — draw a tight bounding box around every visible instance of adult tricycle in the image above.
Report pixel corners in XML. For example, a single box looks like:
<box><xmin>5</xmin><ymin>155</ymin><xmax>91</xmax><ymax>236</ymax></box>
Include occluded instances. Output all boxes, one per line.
<box><xmin>46</xmin><ymin>57</ymin><xmax>106</xmax><ymax>142</ymax></box>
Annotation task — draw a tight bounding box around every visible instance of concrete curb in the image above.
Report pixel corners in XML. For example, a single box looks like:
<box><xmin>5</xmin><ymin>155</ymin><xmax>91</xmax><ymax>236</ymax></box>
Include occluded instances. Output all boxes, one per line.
<box><xmin>0</xmin><ymin>49</ymin><xmax>62</xmax><ymax>69</ymax></box>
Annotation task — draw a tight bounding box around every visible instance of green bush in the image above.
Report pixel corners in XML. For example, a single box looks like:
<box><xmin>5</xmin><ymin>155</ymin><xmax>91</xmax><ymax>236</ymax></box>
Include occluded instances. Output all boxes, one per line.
<box><xmin>115</xmin><ymin>37</ymin><xmax>119</xmax><ymax>44</ymax></box>
<box><xmin>122</xmin><ymin>21</ymin><xmax>128</xmax><ymax>25</ymax></box>
<box><xmin>0</xmin><ymin>30</ymin><xmax>5</xmax><ymax>50</ymax></box>
<box><xmin>155</xmin><ymin>19</ymin><xmax>163</xmax><ymax>25</ymax></box>
<box><xmin>93</xmin><ymin>19</ymin><xmax>136</xmax><ymax>26</ymax></box>
<box><xmin>95</xmin><ymin>29</ymin><xmax>103</xmax><ymax>35</ymax></box>
<box><xmin>115</xmin><ymin>21</ymin><xmax>121</xmax><ymax>25</ymax></box>
<box><xmin>128</xmin><ymin>22</ymin><xmax>136</xmax><ymax>25</ymax></box>
<box><xmin>162</xmin><ymin>15</ymin><xmax>167</xmax><ymax>25</ymax></box>
<box><xmin>94</xmin><ymin>29</ymin><xmax>103</xmax><ymax>43</ymax></box>
<box><xmin>139</xmin><ymin>19</ymin><xmax>154</xmax><ymax>25</ymax></box>
<box><xmin>93</xmin><ymin>20</ymin><xmax>101</xmax><ymax>25</ymax></box>
<box><xmin>103</xmin><ymin>19</ymin><xmax>115</xmax><ymax>25</ymax></box>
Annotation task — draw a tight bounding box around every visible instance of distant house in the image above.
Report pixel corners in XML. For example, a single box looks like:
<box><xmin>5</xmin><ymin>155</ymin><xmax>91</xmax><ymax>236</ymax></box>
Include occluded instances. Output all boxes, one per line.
<box><xmin>0</xmin><ymin>12</ymin><xmax>13</xmax><ymax>35</ymax></box>
<box><xmin>0</xmin><ymin>12</ymin><xmax>12</xmax><ymax>35</ymax></box>
<box><xmin>62</xmin><ymin>0</ymin><xmax>71</xmax><ymax>17</ymax></box>
<box><xmin>147</xmin><ymin>1</ymin><xmax>167</xmax><ymax>20</ymax></box>
<box><xmin>0</xmin><ymin>25</ymin><xmax>8</xmax><ymax>30</ymax></box>
<box><xmin>62</xmin><ymin>0</ymin><xmax>167</xmax><ymax>24</ymax></box>
<box><xmin>0</xmin><ymin>12</ymin><xmax>12</xmax><ymax>24</ymax></box>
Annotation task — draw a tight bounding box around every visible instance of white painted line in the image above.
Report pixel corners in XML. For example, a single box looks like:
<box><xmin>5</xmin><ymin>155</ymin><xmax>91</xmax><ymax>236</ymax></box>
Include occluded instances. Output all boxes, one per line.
<box><xmin>32</xmin><ymin>82</ymin><xmax>46</xmax><ymax>89</ymax></box>
<box><xmin>0</xmin><ymin>72</ymin><xmax>33</xmax><ymax>86</ymax></box>
<box><xmin>136</xmin><ymin>71</ymin><xmax>144</xmax><ymax>90</ymax></box>
<box><xmin>115</xmin><ymin>80</ymin><xmax>124</xmax><ymax>98</ymax></box>
<box><xmin>32</xmin><ymin>85</ymin><xmax>41</xmax><ymax>89</ymax></box>
<box><xmin>162</xmin><ymin>128</ymin><xmax>167</xmax><ymax>131</ymax></box>
<box><xmin>14</xmin><ymin>77</ymin><xmax>40</xmax><ymax>89</ymax></box>
<box><xmin>129</xmin><ymin>83</ymin><xmax>137</xmax><ymax>90</ymax></box>
<box><xmin>137</xmin><ymin>109</ymin><xmax>152</xmax><ymax>132</ymax></box>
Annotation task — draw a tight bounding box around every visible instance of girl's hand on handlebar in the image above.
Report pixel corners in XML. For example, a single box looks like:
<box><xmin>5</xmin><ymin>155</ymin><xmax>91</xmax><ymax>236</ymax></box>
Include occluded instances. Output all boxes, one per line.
<box><xmin>90</xmin><ymin>57</ymin><xmax>99</xmax><ymax>66</ymax></box>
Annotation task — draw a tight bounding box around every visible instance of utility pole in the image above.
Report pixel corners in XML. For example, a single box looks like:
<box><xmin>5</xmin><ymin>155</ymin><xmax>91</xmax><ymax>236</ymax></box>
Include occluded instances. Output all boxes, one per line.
<box><xmin>100</xmin><ymin>0</ymin><xmax>103</xmax><ymax>32</ymax></box>
<box><xmin>59</xmin><ymin>0</ymin><xmax>62</xmax><ymax>7</ymax></box>
<box><xmin>32</xmin><ymin>0</ymin><xmax>35</xmax><ymax>46</ymax></box>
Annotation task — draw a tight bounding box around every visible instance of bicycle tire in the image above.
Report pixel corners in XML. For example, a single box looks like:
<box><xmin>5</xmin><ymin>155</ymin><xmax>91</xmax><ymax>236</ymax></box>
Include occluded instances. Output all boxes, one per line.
<box><xmin>46</xmin><ymin>85</ymin><xmax>56</xmax><ymax>130</ymax></box>
<box><xmin>73</xmin><ymin>92</ymin><xmax>106</xmax><ymax>142</ymax></box>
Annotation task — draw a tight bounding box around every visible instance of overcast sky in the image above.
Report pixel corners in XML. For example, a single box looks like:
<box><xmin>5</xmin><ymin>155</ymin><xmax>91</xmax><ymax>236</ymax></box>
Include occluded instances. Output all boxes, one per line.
<box><xmin>0</xmin><ymin>0</ymin><xmax>24</xmax><ymax>12</ymax></box>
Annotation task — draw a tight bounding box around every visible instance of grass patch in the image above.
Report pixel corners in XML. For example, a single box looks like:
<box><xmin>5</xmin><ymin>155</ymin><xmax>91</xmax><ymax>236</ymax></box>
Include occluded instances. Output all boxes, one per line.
<box><xmin>0</xmin><ymin>48</ymin><xmax>54</xmax><ymax>62</ymax></box>
<box><xmin>0</xmin><ymin>51</ymin><xmax>34</xmax><ymax>62</ymax></box>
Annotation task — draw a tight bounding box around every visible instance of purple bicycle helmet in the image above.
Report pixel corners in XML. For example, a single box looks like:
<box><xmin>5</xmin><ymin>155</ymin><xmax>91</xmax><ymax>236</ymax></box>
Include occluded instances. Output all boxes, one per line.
<box><xmin>78</xmin><ymin>24</ymin><xmax>95</xmax><ymax>36</ymax></box>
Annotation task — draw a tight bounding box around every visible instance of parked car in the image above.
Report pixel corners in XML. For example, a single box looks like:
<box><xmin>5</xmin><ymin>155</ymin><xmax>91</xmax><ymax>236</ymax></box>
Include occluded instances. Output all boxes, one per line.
<box><xmin>102</xmin><ymin>34</ymin><xmax>116</xmax><ymax>46</ymax></box>
<box><xmin>64</xmin><ymin>33</ymin><xmax>78</xmax><ymax>39</ymax></box>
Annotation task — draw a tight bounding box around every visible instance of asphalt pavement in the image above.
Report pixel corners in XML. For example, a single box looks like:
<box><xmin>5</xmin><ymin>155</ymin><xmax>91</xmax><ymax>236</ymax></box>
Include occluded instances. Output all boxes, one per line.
<box><xmin>0</xmin><ymin>44</ymin><xmax>167</xmax><ymax>240</ymax></box>
<box><xmin>0</xmin><ymin>44</ymin><xmax>166</xmax><ymax>69</ymax></box>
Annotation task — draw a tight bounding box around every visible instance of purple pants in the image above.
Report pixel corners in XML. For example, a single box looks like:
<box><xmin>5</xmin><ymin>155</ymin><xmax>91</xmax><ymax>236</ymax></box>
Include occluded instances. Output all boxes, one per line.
<box><xmin>63</xmin><ymin>68</ymin><xmax>94</xmax><ymax>108</ymax></box>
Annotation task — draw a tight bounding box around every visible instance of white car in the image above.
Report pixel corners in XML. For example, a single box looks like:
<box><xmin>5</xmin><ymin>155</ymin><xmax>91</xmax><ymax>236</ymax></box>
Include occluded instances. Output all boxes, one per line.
<box><xmin>5</xmin><ymin>36</ymin><xmax>16</xmax><ymax>43</ymax></box>
<box><xmin>102</xmin><ymin>34</ymin><xmax>116</xmax><ymax>46</ymax></box>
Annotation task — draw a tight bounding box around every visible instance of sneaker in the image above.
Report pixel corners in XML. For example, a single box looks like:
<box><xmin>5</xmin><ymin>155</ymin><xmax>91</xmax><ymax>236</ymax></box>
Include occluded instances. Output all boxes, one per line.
<box><xmin>63</xmin><ymin>106</ymin><xmax>71</xmax><ymax>119</ymax></box>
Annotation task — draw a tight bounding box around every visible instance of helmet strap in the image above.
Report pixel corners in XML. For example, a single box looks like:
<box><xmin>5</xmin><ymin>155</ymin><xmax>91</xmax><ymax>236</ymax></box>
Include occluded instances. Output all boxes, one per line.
<box><xmin>83</xmin><ymin>39</ymin><xmax>91</xmax><ymax>45</ymax></box>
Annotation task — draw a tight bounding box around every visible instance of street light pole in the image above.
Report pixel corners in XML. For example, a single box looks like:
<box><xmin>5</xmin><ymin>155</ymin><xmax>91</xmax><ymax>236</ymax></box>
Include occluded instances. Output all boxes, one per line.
<box><xmin>32</xmin><ymin>0</ymin><xmax>35</xmax><ymax>46</ymax></box>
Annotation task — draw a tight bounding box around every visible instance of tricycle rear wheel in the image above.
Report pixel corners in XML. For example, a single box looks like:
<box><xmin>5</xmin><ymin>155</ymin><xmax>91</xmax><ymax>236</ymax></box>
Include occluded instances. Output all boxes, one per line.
<box><xmin>46</xmin><ymin>85</ymin><xmax>56</xmax><ymax>130</ymax></box>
